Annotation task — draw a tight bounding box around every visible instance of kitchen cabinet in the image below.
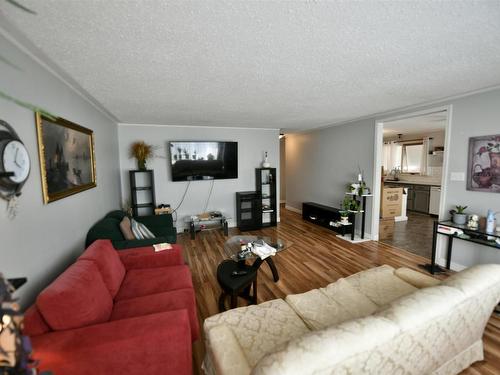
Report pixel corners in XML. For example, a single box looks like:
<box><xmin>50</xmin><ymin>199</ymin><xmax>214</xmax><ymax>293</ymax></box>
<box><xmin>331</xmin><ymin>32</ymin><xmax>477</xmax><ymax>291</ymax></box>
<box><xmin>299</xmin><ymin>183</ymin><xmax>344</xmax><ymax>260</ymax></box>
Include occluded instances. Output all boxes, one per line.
<box><xmin>406</xmin><ymin>185</ymin><xmax>414</xmax><ymax>211</ymax></box>
<box><xmin>384</xmin><ymin>182</ymin><xmax>434</xmax><ymax>214</ymax></box>
<box><xmin>413</xmin><ymin>185</ymin><xmax>430</xmax><ymax>213</ymax></box>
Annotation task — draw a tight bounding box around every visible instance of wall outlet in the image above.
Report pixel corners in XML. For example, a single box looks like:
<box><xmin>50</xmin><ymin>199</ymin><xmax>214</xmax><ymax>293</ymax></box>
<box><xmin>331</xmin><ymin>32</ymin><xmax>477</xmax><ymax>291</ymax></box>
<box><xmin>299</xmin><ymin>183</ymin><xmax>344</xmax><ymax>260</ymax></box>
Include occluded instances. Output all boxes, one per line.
<box><xmin>450</xmin><ymin>172</ymin><xmax>465</xmax><ymax>181</ymax></box>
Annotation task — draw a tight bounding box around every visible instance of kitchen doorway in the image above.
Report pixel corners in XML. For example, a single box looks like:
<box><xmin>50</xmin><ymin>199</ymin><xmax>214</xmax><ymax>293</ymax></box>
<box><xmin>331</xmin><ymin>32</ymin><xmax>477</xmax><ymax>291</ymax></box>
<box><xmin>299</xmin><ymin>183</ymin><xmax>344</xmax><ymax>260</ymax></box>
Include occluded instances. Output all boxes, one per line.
<box><xmin>371</xmin><ymin>108</ymin><xmax>451</xmax><ymax>260</ymax></box>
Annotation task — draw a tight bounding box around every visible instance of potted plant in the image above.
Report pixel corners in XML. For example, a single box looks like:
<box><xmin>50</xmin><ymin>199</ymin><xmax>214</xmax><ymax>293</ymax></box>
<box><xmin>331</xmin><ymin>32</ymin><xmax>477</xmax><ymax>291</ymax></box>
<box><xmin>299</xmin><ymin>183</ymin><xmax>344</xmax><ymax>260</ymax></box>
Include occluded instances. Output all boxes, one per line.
<box><xmin>339</xmin><ymin>197</ymin><xmax>352</xmax><ymax>224</ymax></box>
<box><xmin>130</xmin><ymin>141</ymin><xmax>155</xmax><ymax>170</ymax></box>
<box><xmin>450</xmin><ymin>205</ymin><xmax>468</xmax><ymax>225</ymax></box>
<box><xmin>342</xmin><ymin>196</ymin><xmax>359</xmax><ymax>216</ymax></box>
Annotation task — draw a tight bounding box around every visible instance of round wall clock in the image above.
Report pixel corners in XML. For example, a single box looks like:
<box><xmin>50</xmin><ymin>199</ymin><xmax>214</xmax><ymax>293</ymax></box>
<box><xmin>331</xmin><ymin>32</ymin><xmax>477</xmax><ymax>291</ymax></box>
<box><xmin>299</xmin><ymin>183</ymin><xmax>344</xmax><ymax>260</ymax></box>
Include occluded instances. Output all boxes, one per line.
<box><xmin>0</xmin><ymin>119</ymin><xmax>31</xmax><ymax>200</ymax></box>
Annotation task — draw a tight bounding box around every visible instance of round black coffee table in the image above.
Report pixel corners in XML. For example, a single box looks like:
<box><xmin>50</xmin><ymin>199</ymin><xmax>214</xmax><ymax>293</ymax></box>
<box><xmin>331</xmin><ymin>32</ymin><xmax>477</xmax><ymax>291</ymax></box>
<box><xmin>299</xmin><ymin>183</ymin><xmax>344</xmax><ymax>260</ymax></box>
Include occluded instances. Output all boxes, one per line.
<box><xmin>223</xmin><ymin>235</ymin><xmax>288</xmax><ymax>282</ymax></box>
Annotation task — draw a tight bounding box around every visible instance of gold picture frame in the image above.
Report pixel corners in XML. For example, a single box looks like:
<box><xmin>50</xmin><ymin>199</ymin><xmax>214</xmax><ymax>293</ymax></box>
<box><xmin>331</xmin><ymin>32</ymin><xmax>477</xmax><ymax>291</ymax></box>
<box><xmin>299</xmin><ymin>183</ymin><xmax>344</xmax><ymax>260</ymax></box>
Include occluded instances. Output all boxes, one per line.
<box><xmin>35</xmin><ymin>113</ymin><xmax>96</xmax><ymax>204</ymax></box>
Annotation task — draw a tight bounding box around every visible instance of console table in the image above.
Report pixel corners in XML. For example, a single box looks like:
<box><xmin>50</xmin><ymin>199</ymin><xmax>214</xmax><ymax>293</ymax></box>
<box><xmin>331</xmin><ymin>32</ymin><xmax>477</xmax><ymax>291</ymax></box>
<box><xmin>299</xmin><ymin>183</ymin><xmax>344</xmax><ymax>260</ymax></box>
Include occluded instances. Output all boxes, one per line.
<box><xmin>184</xmin><ymin>214</ymin><xmax>229</xmax><ymax>239</ymax></box>
<box><xmin>421</xmin><ymin>220</ymin><xmax>500</xmax><ymax>275</ymax></box>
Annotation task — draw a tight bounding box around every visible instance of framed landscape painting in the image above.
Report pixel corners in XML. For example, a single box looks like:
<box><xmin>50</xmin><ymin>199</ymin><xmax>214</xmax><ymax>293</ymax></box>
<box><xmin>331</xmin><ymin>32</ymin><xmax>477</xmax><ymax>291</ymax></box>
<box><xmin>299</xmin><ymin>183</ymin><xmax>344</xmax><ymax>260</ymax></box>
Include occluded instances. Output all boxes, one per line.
<box><xmin>466</xmin><ymin>134</ymin><xmax>500</xmax><ymax>193</ymax></box>
<box><xmin>35</xmin><ymin>113</ymin><xmax>96</xmax><ymax>203</ymax></box>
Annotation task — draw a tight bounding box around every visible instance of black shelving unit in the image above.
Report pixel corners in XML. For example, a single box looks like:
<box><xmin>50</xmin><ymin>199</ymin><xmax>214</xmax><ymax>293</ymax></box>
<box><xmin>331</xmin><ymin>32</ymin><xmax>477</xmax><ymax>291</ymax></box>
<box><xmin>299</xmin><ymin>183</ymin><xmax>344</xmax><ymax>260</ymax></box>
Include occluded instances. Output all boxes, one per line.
<box><xmin>236</xmin><ymin>191</ymin><xmax>261</xmax><ymax>230</ymax></box>
<box><xmin>129</xmin><ymin>170</ymin><xmax>156</xmax><ymax>216</ymax></box>
<box><xmin>302</xmin><ymin>202</ymin><xmax>355</xmax><ymax>240</ymax></box>
<box><xmin>256</xmin><ymin>168</ymin><xmax>277</xmax><ymax>228</ymax></box>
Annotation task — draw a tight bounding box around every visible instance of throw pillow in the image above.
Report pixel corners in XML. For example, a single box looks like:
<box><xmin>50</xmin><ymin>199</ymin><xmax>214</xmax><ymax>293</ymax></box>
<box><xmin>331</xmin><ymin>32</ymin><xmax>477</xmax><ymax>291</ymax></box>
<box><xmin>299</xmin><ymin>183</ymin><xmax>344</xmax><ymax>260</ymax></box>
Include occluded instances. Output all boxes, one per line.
<box><xmin>130</xmin><ymin>218</ymin><xmax>156</xmax><ymax>239</ymax></box>
<box><xmin>119</xmin><ymin>216</ymin><xmax>135</xmax><ymax>240</ymax></box>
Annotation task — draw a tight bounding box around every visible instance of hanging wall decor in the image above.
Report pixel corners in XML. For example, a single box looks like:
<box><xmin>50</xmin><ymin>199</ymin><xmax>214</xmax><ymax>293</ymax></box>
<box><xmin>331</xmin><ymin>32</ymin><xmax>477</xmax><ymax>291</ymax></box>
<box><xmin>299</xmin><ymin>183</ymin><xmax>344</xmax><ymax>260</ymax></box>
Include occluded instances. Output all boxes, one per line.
<box><xmin>35</xmin><ymin>113</ymin><xmax>96</xmax><ymax>203</ymax></box>
<box><xmin>467</xmin><ymin>134</ymin><xmax>500</xmax><ymax>193</ymax></box>
<box><xmin>0</xmin><ymin>119</ymin><xmax>31</xmax><ymax>219</ymax></box>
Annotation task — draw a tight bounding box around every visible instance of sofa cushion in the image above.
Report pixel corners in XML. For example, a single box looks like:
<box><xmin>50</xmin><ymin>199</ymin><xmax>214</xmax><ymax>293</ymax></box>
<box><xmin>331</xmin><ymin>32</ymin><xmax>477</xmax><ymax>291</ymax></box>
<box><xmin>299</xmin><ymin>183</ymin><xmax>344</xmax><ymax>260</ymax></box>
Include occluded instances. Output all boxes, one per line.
<box><xmin>37</xmin><ymin>260</ymin><xmax>113</xmax><ymax>330</ymax></box>
<box><xmin>394</xmin><ymin>267</ymin><xmax>441</xmax><ymax>289</ymax></box>
<box><xmin>131</xmin><ymin>218</ymin><xmax>155</xmax><ymax>239</ymax></box>
<box><xmin>31</xmin><ymin>310</ymin><xmax>192</xmax><ymax>375</ymax></box>
<box><xmin>111</xmin><ymin>288</ymin><xmax>199</xmax><ymax>341</ymax></box>
<box><xmin>114</xmin><ymin>265</ymin><xmax>193</xmax><ymax>301</ymax></box>
<box><xmin>204</xmin><ymin>299</ymin><xmax>310</xmax><ymax>367</ymax></box>
<box><xmin>286</xmin><ymin>289</ymin><xmax>351</xmax><ymax>330</ymax></box>
<box><xmin>79</xmin><ymin>239</ymin><xmax>126</xmax><ymax>297</ymax></box>
<box><xmin>23</xmin><ymin>305</ymin><xmax>50</xmax><ymax>336</ymax></box>
<box><xmin>286</xmin><ymin>278</ymin><xmax>378</xmax><ymax>330</ymax></box>
<box><xmin>119</xmin><ymin>216</ymin><xmax>135</xmax><ymax>240</ymax></box>
<box><xmin>345</xmin><ymin>265</ymin><xmax>417</xmax><ymax>306</ymax></box>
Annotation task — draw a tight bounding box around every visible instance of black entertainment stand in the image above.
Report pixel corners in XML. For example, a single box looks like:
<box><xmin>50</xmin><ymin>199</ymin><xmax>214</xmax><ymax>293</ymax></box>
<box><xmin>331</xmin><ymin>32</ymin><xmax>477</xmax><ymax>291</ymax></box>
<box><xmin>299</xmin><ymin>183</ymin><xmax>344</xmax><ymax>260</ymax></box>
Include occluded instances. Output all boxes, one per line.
<box><xmin>302</xmin><ymin>202</ymin><xmax>355</xmax><ymax>240</ymax></box>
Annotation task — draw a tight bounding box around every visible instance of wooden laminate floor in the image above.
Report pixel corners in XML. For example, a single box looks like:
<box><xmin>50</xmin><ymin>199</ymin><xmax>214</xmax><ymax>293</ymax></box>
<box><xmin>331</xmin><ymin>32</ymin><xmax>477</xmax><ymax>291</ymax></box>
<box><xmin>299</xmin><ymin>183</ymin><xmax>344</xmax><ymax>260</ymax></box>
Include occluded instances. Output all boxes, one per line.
<box><xmin>178</xmin><ymin>207</ymin><xmax>500</xmax><ymax>375</ymax></box>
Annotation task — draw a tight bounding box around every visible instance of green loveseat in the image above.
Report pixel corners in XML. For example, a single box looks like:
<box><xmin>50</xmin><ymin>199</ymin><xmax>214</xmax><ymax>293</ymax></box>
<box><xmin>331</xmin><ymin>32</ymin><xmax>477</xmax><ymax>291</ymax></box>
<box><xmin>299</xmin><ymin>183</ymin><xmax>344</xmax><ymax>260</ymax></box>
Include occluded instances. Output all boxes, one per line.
<box><xmin>85</xmin><ymin>210</ymin><xmax>177</xmax><ymax>250</ymax></box>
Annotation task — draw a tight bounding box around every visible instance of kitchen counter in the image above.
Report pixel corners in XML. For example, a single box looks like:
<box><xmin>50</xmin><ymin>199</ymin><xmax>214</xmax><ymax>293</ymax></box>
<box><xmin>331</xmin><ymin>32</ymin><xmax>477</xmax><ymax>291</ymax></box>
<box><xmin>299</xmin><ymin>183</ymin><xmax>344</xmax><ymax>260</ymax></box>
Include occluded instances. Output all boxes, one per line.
<box><xmin>384</xmin><ymin>180</ymin><xmax>441</xmax><ymax>187</ymax></box>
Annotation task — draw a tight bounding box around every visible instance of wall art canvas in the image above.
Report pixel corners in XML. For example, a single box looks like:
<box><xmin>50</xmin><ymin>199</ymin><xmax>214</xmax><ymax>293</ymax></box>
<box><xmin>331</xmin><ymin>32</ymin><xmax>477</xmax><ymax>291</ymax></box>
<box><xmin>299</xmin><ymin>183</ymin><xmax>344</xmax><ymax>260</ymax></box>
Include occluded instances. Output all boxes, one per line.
<box><xmin>35</xmin><ymin>113</ymin><xmax>96</xmax><ymax>203</ymax></box>
<box><xmin>467</xmin><ymin>134</ymin><xmax>500</xmax><ymax>193</ymax></box>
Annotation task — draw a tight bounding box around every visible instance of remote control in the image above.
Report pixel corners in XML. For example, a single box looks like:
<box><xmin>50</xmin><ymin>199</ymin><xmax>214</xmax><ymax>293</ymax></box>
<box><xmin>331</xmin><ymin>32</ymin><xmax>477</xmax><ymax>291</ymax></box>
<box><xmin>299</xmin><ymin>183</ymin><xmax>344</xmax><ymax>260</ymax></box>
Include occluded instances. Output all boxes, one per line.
<box><xmin>231</xmin><ymin>270</ymin><xmax>248</xmax><ymax>277</ymax></box>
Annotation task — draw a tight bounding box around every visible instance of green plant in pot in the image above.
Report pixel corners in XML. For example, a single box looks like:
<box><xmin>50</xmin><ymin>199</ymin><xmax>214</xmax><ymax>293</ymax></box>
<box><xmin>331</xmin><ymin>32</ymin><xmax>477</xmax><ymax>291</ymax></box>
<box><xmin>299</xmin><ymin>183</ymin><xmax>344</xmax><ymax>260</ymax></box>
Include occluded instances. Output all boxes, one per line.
<box><xmin>342</xmin><ymin>196</ymin><xmax>359</xmax><ymax>215</ymax></box>
<box><xmin>450</xmin><ymin>205</ymin><xmax>468</xmax><ymax>225</ymax></box>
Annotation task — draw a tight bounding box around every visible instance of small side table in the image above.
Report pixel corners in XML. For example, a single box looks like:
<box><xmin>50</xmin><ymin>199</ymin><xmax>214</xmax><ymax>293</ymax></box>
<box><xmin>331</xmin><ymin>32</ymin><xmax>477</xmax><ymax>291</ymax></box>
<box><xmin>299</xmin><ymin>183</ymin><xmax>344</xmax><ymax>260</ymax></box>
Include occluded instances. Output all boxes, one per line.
<box><xmin>217</xmin><ymin>260</ymin><xmax>258</xmax><ymax>311</ymax></box>
<box><xmin>185</xmin><ymin>215</ymin><xmax>229</xmax><ymax>240</ymax></box>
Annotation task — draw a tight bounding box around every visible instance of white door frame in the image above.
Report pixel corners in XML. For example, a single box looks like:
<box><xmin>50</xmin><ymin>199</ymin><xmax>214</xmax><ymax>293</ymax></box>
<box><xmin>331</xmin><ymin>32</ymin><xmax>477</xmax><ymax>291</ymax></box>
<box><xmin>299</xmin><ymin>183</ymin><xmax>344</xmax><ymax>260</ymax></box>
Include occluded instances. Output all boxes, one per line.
<box><xmin>371</xmin><ymin>105</ymin><xmax>453</xmax><ymax>266</ymax></box>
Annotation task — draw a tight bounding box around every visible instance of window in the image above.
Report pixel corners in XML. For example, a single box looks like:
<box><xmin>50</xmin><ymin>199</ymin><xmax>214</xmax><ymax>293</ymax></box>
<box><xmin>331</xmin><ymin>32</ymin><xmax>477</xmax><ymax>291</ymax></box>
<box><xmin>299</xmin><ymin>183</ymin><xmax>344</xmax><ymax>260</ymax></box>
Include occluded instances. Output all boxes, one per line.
<box><xmin>402</xmin><ymin>144</ymin><xmax>423</xmax><ymax>173</ymax></box>
<box><xmin>383</xmin><ymin>142</ymin><xmax>423</xmax><ymax>174</ymax></box>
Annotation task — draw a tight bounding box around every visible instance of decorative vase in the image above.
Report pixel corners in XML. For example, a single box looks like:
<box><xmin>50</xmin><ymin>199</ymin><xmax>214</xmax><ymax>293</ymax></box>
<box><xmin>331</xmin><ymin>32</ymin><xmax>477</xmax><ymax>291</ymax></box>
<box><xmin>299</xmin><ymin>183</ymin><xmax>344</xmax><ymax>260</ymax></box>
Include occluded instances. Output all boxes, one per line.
<box><xmin>452</xmin><ymin>213</ymin><xmax>467</xmax><ymax>225</ymax></box>
<box><xmin>262</xmin><ymin>151</ymin><xmax>271</xmax><ymax>168</ymax></box>
<box><xmin>138</xmin><ymin>159</ymin><xmax>147</xmax><ymax>170</ymax></box>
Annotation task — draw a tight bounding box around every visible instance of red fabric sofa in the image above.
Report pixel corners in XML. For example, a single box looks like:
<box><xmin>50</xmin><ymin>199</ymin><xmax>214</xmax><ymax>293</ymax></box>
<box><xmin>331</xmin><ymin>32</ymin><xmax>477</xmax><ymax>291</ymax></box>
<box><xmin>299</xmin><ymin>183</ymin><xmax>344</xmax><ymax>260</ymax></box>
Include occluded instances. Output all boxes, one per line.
<box><xmin>23</xmin><ymin>240</ymin><xmax>199</xmax><ymax>375</ymax></box>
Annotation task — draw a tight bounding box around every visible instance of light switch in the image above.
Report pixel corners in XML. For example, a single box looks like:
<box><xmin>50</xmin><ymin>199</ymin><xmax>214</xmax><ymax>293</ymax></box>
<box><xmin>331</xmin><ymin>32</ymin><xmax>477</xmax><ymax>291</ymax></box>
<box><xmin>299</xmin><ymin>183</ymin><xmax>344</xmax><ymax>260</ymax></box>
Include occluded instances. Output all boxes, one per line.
<box><xmin>450</xmin><ymin>172</ymin><xmax>465</xmax><ymax>181</ymax></box>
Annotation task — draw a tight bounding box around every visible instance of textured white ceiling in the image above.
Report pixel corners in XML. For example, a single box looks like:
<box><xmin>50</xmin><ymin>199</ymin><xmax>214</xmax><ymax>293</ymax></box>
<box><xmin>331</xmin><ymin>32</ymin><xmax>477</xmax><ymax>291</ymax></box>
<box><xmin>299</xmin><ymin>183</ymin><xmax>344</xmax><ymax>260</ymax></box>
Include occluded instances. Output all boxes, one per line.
<box><xmin>2</xmin><ymin>1</ymin><xmax>500</xmax><ymax>130</ymax></box>
<box><xmin>383</xmin><ymin>112</ymin><xmax>447</xmax><ymax>137</ymax></box>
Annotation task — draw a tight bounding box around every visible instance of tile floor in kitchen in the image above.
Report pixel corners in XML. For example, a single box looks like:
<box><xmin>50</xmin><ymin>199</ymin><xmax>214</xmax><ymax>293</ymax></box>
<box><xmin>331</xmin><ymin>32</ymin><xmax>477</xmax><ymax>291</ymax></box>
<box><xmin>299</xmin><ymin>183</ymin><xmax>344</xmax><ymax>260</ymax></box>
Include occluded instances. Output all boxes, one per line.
<box><xmin>380</xmin><ymin>211</ymin><xmax>436</xmax><ymax>260</ymax></box>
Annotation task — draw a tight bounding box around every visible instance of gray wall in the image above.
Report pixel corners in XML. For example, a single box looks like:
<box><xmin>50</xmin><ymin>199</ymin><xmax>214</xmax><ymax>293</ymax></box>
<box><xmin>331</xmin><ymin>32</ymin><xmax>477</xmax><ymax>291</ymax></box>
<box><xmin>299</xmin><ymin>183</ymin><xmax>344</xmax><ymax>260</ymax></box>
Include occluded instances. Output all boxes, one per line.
<box><xmin>118</xmin><ymin>125</ymin><xmax>280</xmax><ymax>229</ymax></box>
<box><xmin>285</xmin><ymin>118</ymin><xmax>375</xmax><ymax>237</ymax></box>
<box><xmin>0</xmin><ymin>34</ymin><xmax>121</xmax><ymax>307</ymax></box>
<box><xmin>435</xmin><ymin>90</ymin><xmax>500</xmax><ymax>267</ymax></box>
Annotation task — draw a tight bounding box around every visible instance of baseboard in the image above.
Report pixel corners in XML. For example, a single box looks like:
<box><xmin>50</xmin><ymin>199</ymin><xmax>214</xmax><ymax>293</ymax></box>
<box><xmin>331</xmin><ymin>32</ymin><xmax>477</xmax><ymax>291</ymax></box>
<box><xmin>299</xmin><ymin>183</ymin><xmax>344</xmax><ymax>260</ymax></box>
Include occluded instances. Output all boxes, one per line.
<box><xmin>285</xmin><ymin>205</ymin><xmax>302</xmax><ymax>214</ymax></box>
<box><xmin>337</xmin><ymin>233</ymin><xmax>372</xmax><ymax>243</ymax></box>
<box><xmin>437</xmin><ymin>258</ymin><xmax>467</xmax><ymax>272</ymax></box>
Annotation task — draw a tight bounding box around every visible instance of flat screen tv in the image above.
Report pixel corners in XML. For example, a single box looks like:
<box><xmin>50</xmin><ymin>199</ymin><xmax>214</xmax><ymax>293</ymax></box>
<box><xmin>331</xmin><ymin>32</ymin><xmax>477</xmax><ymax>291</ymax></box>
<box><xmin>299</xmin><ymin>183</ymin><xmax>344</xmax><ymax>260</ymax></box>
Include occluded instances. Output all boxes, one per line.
<box><xmin>168</xmin><ymin>141</ymin><xmax>238</xmax><ymax>181</ymax></box>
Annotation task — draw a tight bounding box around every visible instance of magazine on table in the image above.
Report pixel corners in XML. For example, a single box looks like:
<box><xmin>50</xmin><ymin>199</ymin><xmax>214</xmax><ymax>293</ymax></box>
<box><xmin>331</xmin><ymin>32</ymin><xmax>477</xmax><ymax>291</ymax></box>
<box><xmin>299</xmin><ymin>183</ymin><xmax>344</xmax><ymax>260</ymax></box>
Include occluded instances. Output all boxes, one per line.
<box><xmin>251</xmin><ymin>240</ymin><xmax>276</xmax><ymax>259</ymax></box>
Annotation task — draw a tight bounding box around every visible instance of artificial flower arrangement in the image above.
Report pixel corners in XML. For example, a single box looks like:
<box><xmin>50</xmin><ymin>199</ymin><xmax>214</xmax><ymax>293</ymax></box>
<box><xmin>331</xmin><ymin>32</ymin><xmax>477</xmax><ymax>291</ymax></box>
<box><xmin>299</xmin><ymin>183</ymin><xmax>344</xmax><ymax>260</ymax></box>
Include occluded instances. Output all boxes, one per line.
<box><xmin>129</xmin><ymin>141</ymin><xmax>156</xmax><ymax>170</ymax></box>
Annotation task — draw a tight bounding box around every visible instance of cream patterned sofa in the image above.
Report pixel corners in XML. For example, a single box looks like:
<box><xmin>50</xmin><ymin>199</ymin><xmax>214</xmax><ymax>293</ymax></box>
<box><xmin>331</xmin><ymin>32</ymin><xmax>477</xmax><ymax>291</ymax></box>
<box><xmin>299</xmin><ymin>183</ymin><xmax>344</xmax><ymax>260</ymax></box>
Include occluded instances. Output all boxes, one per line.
<box><xmin>203</xmin><ymin>264</ymin><xmax>500</xmax><ymax>375</ymax></box>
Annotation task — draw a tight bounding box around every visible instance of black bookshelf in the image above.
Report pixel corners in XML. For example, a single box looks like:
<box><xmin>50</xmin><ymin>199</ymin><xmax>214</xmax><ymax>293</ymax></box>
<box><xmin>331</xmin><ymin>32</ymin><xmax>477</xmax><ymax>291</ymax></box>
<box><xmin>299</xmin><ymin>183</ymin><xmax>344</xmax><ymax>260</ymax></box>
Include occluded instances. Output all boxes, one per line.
<box><xmin>236</xmin><ymin>191</ymin><xmax>261</xmax><ymax>230</ymax></box>
<box><xmin>256</xmin><ymin>168</ymin><xmax>277</xmax><ymax>228</ymax></box>
<box><xmin>129</xmin><ymin>170</ymin><xmax>156</xmax><ymax>216</ymax></box>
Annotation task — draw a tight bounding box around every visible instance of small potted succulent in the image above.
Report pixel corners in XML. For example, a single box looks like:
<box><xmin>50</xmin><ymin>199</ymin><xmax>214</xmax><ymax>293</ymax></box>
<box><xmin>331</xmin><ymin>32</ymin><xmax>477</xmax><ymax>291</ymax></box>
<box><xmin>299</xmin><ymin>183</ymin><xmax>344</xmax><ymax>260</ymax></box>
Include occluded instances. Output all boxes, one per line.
<box><xmin>339</xmin><ymin>197</ymin><xmax>350</xmax><ymax>224</ymax></box>
<box><xmin>340</xmin><ymin>196</ymin><xmax>359</xmax><ymax>224</ymax></box>
<box><xmin>450</xmin><ymin>205</ymin><xmax>468</xmax><ymax>225</ymax></box>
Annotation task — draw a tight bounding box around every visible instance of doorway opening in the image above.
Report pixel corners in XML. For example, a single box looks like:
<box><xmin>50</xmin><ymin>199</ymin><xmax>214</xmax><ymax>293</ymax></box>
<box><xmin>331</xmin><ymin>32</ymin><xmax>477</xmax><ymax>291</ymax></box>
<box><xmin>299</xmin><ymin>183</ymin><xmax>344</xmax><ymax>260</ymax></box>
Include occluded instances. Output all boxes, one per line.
<box><xmin>371</xmin><ymin>107</ymin><xmax>452</xmax><ymax>260</ymax></box>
